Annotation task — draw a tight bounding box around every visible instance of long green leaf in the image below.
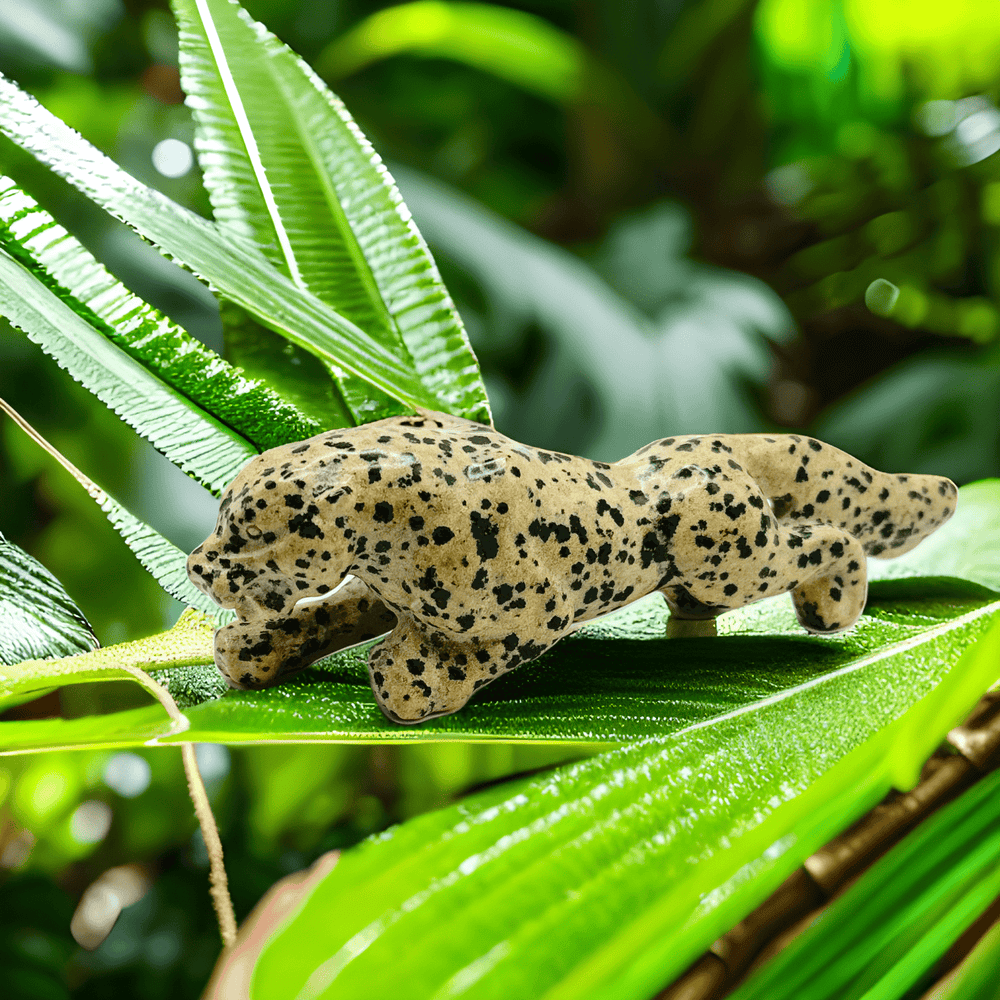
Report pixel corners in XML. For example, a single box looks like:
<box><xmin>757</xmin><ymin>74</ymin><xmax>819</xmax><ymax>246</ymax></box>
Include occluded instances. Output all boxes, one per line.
<box><xmin>2</xmin><ymin>580</ymin><xmax>994</xmax><ymax>749</ymax></box>
<box><xmin>318</xmin><ymin>2</ymin><xmax>586</xmax><ymax>102</ymax></box>
<box><xmin>172</xmin><ymin>0</ymin><xmax>490</xmax><ymax>424</ymax></box>
<box><xmin>246</xmin><ymin>606</ymin><xmax>1000</xmax><ymax>999</ymax></box>
<box><xmin>0</xmin><ymin>247</ymin><xmax>254</xmax><ymax>494</ymax></box>
<box><xmin>0</xmin><ymin>175</ymin><xmax>323</xmax><ymax>452</ymax></box>
<box><xmin>0</xmin><ymin>531</ymin><xmax>96</xmax><ymax>667</ymax></box>
<box><xmin>0</xmin><ymin>609</ymin><xmax>215</xmax><ymax>713</ymax></box>
<box><xmin>0</xmin><ymin>73</ymin><xmax>437</xmax><ymax>413</ymax></box>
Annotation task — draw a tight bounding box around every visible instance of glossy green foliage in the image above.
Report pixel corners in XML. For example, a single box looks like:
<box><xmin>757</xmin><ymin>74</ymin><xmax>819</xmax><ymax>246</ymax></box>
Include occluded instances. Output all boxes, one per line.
<box><xmin>731</xmin><ymin>766</ymin><xmax>1000</xmax><ymax>1000</ymax></box>
<box><xmin>0</xmin><ymin>74</ymin><xmax>464</xmax><ymax>414</ymax></box>
<box><xmin>0</xmin><ymin>610</ymin><xmax>216</xmax><ymax>717</ymax></box>
<box><xmin>0</xmin><ymin>208</ymin><xmax>255</xmax><ymax>497</ymax></box>
<box><xmin>0</xmin><ymin>176</ymin><xmax>322</xmax><ymax>455</ymax></box>
<box><xmin>0</xmin><ymin>529</ymin><xmax>96</xmax><ymax>667</ymax></box>
<box><xmin>172</xmin><ymin>0</ymin><xmax>490</xmax><ymax>425</ymax></box>
<box><xmin>2</xmin><ymin>481</ymin><xmax>998</xmax><ymax>753</ymax></box>
<box><xmin>247</xmin><ymin>600</ymin><xmax>1000</xmax><ymax>999</ymax></box>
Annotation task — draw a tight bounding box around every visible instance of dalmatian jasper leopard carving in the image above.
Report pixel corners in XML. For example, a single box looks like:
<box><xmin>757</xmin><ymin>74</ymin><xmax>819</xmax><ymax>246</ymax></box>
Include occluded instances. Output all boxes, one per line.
<box><xmin>187</xmin><ymin>411</ymin><xmax>957</xmax><ymax>724</ymax></box>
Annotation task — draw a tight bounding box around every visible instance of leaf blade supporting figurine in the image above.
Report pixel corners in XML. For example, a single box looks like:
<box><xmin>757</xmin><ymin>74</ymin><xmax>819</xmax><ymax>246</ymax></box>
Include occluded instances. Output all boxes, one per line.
<box><xmin>187</xmin><ymin>412</ymin><xmax>957</xmax><ymax>724</ymax></box>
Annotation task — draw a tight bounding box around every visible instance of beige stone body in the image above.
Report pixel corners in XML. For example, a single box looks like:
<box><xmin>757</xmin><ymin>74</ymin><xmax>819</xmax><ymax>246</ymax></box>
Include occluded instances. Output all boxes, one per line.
<box><xmin>187</xmin><ymin>412</ymin><xmax>957</xmax><ymax>723</ymax></box>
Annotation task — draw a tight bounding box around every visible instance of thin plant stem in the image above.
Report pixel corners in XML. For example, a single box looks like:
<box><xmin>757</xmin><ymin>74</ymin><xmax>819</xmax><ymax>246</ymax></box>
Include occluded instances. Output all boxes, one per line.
<box><xmin>181</xmin><ymin>743</ymin><xmax>238</xmax><ymax>948</ymax></box>
<box><xmin>0</xmin><ymin>393</ymin><xmax>238</xmax><ymax>947</ymax></box>
<box><xmin>119</xmin><ymin>664</ymin><xmax>238</xmax><ymax>948</ymax></box>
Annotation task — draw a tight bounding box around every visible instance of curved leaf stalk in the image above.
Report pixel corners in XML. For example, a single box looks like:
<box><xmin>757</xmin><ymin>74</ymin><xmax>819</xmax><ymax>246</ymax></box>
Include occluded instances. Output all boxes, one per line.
<box><xmin>0</xmin><ymin>176</ymin><xmax>324</xmax><ymax>452</ymax></box>
<box><xmin>0</xmin><ymin>73</ymin><xmax>437</xmax><ymax>412</ymax></box>
<box><xmin>0</xmin><ymin>396</ymin><xmax>228</xmax><ymax>616</ymax></box>
<box><xmin>172</xmin><ymin>0</ymin><xmax>491</xmax><ymax>424</ymax></box>
<box><xmin>102</xmin><ymin>651</ymin><xmax>237</xmax><ymax>948</ymax></box>
<box><xmin>181</xmin><ymin>742</ymin><xmax>238</xmax><ymax>948</ymax></box>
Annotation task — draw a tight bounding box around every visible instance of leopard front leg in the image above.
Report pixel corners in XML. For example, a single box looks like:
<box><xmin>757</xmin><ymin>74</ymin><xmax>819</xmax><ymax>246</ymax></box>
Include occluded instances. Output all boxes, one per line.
<box><xmin>215</xmin><ymin>577</ymin><xmax>397</xmax><ymax>688</ymax></box>
<box><xmin>368</xmin><ymin>615</ymin><xmax>556</xmax><ymax>723</ymax></box>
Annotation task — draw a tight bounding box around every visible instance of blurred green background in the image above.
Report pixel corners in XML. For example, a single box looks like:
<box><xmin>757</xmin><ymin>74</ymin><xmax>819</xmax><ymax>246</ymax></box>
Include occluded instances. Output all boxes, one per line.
<box><xmin>1</xmin><ymin>0</ymin><xmax>999</xmax><ymax>995</ymax></box>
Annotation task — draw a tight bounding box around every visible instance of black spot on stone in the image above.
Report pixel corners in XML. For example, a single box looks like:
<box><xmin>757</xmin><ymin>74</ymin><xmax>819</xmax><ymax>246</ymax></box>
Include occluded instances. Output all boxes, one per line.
<box><xmin>795</xmin><ymin>466</ymin><xmax>809</xmax><ymax>483</ymax></box>
<box><xmin>373</xmin><ymin>502</ymin><xmax>394</xmax><ymax>523</ymax></box>
<box><xmin>433</xmin><ymin>526</ymin><xmax>455</xmax><ymax>545</ymax></box>
<box><xmin>470</xmin><ymin>512</ymin><xmax>499</xmax><ymax>561</ymax></box>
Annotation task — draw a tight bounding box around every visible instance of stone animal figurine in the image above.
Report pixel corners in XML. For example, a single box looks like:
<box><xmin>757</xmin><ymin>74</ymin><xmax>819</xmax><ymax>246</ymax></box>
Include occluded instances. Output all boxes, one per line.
<box><xmin>187</xmin><ymin>411</ymin><xmax>957</xmax><ymax>724</ymax></box>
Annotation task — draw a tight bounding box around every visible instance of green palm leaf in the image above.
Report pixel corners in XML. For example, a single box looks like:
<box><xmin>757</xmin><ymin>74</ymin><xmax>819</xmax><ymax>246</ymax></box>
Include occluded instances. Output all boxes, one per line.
<box><xmin>172</xmin><ymin>0</ymin><xmax>490</xmax><ymax>424</ymax></box>
<box><xmin>247</xmin><ymin>609</ymin><xmax>1000</xmax><ymax>1000</ymax></box>
<box><xmin>0</xmin><ymin>175</ymin><xmax>322</xmax><ymax>453</ymax></box>
<box><xmin>0</xmin><ymin>73</ymin><xmax>439</xmax><ymax>412</ymax></box>
<box><xmin>0</xmin><ymin>246</ymin><xmax>254</xmax><ymax>494</ymax></box>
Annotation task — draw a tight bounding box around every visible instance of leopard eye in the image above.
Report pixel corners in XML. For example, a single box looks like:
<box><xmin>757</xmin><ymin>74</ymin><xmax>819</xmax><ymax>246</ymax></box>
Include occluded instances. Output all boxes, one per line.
<box><xmin>245</xmin><ymin>525</ymin><xmax>263</xmax><ymax>539</ymax></box>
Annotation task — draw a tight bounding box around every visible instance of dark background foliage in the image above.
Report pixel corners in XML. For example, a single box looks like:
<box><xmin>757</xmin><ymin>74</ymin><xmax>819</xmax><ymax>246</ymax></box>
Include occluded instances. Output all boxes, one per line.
<box><xmin>1</xmin><ymin>0</ymin><xmax>998</xmax><ymax>995</ymax></box>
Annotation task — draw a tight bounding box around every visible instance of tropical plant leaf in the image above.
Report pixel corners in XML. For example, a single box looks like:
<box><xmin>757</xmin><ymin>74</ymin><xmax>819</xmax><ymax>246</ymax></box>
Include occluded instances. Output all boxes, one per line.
<box><xmin>245</xmin><ymin>604</ymin><xmax>1000</xmax><ymax>1000</ymax></box>
<box><xmin>3</xmin><ymin>580</ymin><xmax>995</xmax><ymax>749</ymax></box>
<box><xmin>0</xmin><ymin>73</ymin><xmax>441</xmax><ymax>413</ymax></box>
<box><xmin>0</xmin><ymin>246</ymin><xmax>254</xmax><ymax>494</ymax></box>
<box><xmin>219</xmin><ymin>304</ymin><xmax>354</xmax><ymax>431</ymax></box>
<box><xmin>172</xmin><ymin>0</ymin><xmax>490</xmax><ymax>425</ymax></box>
<box><xmin>925</xmin><ymin>917</ymin><xmax>1000</xmax><ymax>1000</ymax></box>
<box><xmin>0</xmin><ymin>530</ymin><xmax>97</xmax><ymax>668</ymax></box>
<box><xmin>729</xmin><ymin>765</ymin><xmax>1000</xmax><ymax>1000</ymax></box>
<box><xmin>0</xmin><ymin>175</ymin><xmax>323</xmax><ymax>452</ymax></box>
